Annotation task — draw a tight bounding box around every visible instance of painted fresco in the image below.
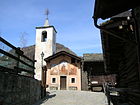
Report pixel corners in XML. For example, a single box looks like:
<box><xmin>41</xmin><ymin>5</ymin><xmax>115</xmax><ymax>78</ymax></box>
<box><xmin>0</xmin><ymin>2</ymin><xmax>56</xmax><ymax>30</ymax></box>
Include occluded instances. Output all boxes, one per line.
<box><xmin>69</xmin><ymin>66</ymin><xmax>77</xmax><ymax>75</ymax></box>
<box><xmin>60</xmin><ymin>65</ymin><xmax>68</xmax><ymax>75</ymax></box>
<box><xmin>50</xmin><ymin>61</ymin><xmax>77</xmax><ymax>75</ymax></box>
<box><xmin>50</xmin><ymin>67</ymin><xmax>58</xmax><ymax>75</ymax></box>
<box><xmin>59</xmin><ymin>61</ymin><xmax>68</xmax><ymax>75</ymax></box>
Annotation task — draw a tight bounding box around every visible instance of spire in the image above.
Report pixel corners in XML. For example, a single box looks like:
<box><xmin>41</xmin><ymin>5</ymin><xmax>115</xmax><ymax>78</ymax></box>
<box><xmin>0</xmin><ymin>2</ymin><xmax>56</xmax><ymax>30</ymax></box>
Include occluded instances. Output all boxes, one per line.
<box><xmin>44</xmin><ymin>18</ymin><xmax>49</xmax><ymax>26</ymax></box>
<box><xmin>44</xmin><ymin>9</ymin><xmax>50</xmax><ymax>26</ymax></box>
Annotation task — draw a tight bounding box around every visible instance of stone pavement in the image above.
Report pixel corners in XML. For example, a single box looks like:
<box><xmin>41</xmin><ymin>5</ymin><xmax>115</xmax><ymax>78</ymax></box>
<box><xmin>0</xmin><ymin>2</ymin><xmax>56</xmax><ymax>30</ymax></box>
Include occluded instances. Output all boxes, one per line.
<box><xmin>33</xmin><ymin>90</ymin><xmax>109</xmax><ymax>105</ymax></box>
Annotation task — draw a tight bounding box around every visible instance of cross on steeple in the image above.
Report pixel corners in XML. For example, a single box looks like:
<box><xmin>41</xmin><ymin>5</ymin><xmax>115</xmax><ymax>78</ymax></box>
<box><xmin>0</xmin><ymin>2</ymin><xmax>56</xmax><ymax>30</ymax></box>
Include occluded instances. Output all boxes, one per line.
<box><xmin>45</xmin><ymin>9</ymin><xmax>49</xmax><ymax>19</ymax></box>
<box><xmin>44</xmin><ymin>9</ymin><xmax>50</xmax><ymax>26</ymax></box>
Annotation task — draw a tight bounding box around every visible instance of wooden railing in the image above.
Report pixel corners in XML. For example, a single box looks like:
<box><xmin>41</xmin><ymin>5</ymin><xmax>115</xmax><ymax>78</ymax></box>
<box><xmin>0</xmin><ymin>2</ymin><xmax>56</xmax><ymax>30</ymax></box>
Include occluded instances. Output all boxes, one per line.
<box><xmin>0</xmin><ymin>36</ymin><xmax>35</xmax><ymax>77</ymax></box>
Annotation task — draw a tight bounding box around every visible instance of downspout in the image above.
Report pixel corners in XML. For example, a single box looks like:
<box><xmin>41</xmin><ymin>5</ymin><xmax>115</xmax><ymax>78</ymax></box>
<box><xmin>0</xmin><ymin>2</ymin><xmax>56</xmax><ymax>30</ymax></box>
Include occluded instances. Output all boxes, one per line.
<box><xmin>93</xmin><ymin>17</ymin><xmax>137</xmax><ymax>44</ymax></box>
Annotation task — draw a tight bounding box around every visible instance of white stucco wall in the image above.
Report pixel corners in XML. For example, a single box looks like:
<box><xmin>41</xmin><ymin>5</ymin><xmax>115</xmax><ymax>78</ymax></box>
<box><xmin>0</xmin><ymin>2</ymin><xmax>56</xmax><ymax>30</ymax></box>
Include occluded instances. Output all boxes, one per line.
<box><xmin>35</xmin><ymin>27</ymin><xmax>56</xmax><ymax>80</ymax></box>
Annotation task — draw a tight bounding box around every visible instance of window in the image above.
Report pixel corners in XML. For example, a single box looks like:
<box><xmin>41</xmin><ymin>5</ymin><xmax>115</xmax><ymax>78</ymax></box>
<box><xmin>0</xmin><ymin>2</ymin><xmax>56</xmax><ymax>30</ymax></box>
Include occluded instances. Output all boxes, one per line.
<box><xmin>71</xmin><ymin>78</ymin><xmax>75</xmax><ymax>83</ymax></box>
<box><xmin>52</xmin><ymin>78</ymin><xmax>56</xmax><ymax>83</ymax></box>
<box><xmin>42</xmin><ymin>31</ymin><xmax>47</xmax><ymax>42</ymax></box>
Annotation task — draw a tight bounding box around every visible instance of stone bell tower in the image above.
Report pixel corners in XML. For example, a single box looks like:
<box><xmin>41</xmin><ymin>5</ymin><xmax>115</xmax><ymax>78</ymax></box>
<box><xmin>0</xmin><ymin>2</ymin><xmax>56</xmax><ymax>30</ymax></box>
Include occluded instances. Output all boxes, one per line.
<box><xmin>35</xmin><ymin>17</ymin><xmax>57</xmax><ymax>80</ymax></box>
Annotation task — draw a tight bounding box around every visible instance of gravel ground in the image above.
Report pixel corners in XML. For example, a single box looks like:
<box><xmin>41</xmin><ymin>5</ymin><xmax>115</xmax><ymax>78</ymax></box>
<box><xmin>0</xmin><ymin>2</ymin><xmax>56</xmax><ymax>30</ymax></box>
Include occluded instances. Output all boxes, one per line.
<box><xmin>33</xmin><ymin>90</ymin><xmax>109</xmax><ymax>105</ymax></box>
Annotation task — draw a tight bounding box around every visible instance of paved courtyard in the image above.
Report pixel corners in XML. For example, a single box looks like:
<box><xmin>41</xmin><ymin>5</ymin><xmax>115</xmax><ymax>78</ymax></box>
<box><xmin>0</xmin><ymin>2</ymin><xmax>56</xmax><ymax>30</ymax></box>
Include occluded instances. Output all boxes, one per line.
<box><xmin>33</xmin><ymin>90</ymin><xmax>109</xmax><ymax>105</ymax></box>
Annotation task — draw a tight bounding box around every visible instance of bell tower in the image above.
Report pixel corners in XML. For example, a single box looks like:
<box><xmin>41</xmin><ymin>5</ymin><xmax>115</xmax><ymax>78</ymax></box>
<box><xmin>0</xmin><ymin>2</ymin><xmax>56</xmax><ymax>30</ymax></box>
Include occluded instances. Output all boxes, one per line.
<box><xmin>35</xmin><ymin>12</ymin><xmax>57</xmax><ymax>80</ymax></box>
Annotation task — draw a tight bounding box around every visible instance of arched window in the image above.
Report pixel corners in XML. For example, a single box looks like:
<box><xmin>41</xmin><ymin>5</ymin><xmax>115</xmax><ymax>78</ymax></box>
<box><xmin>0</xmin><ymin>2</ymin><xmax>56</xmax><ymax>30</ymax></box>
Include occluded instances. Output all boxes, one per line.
<box><xmin>41</xmin><ymin>31</ymin><xmax>47</xmax><ymax>42</ymax></box>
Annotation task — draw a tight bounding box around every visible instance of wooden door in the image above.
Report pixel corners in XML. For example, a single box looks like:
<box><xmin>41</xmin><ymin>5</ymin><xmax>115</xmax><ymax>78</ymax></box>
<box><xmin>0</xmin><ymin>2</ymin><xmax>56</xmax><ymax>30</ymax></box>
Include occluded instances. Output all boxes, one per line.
<box><xmin>60</xmin><ymin>76</ymin><xmax>67</xmax><ymax>90</ymax></box>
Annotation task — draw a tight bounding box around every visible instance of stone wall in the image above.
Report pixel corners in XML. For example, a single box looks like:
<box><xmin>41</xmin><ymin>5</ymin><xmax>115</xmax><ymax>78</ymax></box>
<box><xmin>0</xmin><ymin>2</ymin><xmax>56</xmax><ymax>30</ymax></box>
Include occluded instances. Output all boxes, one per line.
<box><xmin>0</xmin><ymin>71</ymin><xmax>41</xmax><ymax>105</ymax></box>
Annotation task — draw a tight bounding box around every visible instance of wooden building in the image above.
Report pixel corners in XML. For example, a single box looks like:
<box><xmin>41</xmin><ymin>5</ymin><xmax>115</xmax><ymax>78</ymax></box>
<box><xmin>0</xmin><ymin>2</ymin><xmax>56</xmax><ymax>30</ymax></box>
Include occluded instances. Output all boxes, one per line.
<box><xmin>93</xmin><ymin>1</ymin><xmax>140</xmax><ymax>105</ymax></box>
<box><xmin>82</xmin><ymin>53</ymin><xmax>116</xmax><ymax>91</ymax></box>
<box><xmin>44</xmin><ymin>51</ymin><xmax>81</xmax><ymax>90</ymax></box>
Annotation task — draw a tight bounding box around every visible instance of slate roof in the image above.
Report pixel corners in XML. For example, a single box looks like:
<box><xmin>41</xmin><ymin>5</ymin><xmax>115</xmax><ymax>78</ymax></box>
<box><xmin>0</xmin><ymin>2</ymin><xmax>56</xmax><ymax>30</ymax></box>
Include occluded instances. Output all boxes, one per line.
<box><xmin>20</xmin><ymin>43</ymin><xmax>76</xmax><ymax>60</ymax></box>
<box><xmin>83</xmin><ymin>53</ymin><xmax>103</xmax><ymax>62</ymax></box>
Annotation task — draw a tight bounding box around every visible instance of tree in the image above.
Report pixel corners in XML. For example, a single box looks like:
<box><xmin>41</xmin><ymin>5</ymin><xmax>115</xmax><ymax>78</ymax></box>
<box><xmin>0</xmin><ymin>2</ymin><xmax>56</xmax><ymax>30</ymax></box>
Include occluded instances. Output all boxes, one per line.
<box><xmin>0</xmin><ymin>33</ymin><xmax>3</xmax><ymax>57</ymax></box>
<box><xmin>0</xmin><ymin>32</ymin><xmax>2</xmax><ymax>49</ymax></box>
<box><xmin>19</xmin><ymin>32</ymin><xmax>28</xmax><ymax>48</ymax></box>
<box><xmin>0</xmin><ymin>33</ymin><xmax>2</xmax><ymax>49</ymax></box>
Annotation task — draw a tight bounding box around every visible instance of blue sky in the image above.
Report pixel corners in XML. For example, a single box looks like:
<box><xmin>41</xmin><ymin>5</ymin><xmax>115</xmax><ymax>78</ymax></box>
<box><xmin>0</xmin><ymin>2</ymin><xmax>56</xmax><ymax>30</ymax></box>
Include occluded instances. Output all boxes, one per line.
<box><xmin>0</xmin><ymin>0</ymin><xmax>102</xmax><ymax>56</ymax></box>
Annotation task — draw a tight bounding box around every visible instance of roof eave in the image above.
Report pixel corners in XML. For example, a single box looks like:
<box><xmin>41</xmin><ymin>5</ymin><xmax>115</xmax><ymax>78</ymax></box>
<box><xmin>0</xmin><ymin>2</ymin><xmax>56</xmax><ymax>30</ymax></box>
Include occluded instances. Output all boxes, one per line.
<box><xmin>44</xmin><ymin>51</ymin><xmax>81</xmax><ymax>62</ymax></box>
<box><xmin>93</xmin><ymin>0</ymin><xmax>139</xmax><ymax>19</ymax></box>
<box><xmin>36</xmin><ymin>25</ymin><xmax>57</xmax><ymax>33</ymax></box>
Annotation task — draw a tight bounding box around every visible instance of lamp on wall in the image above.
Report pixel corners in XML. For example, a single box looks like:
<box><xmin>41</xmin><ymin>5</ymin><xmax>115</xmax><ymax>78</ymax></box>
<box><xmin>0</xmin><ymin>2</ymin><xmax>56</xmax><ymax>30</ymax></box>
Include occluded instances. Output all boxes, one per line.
<box><xmin>41</xmin><ymin>52</ymin><xmax>44</xmax><ymax>67</ymax></box>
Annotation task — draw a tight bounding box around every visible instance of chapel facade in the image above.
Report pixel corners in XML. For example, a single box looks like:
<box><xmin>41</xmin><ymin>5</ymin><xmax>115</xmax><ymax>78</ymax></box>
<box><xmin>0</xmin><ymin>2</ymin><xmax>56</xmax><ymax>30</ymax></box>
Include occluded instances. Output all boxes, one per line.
<box><xmin>44</xmin><ymin>51</ymin><xmax>81</xmax><ymax>90</ymax></box>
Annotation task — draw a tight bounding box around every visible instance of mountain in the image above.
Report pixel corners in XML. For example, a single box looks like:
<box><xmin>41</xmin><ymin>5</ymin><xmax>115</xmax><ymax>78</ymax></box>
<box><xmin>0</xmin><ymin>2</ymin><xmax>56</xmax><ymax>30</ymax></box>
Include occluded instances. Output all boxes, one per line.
<box><xmin>20</xmin><ymin>43</ymin><xmax>76</xmax><ymax>60</ymax></box>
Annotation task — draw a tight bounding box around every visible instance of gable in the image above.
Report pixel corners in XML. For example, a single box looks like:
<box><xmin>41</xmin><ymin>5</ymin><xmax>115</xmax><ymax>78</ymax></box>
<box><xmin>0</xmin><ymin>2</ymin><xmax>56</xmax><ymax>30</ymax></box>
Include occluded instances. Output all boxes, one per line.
<box><xmin>45</xmin><ymin>51</ymin><xmax>81</xmax><ymax>62</ymax></box>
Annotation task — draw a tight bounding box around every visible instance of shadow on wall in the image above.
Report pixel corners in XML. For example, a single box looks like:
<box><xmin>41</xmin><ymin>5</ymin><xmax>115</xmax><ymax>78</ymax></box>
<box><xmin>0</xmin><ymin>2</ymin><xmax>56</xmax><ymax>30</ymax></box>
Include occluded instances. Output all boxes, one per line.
<box><xmin>33</xmin><ymin>92</ymin><xmax>56</xmax><ymax>105</ymax></box>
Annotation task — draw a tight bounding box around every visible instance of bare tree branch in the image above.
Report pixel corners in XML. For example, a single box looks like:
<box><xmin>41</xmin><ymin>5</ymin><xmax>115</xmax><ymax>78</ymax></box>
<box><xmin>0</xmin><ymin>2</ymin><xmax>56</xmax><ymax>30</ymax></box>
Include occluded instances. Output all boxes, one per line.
<box><xmin>19</xmin><ymin>32</ymin><xmax>28</xmax><ymax>48</ymax></box>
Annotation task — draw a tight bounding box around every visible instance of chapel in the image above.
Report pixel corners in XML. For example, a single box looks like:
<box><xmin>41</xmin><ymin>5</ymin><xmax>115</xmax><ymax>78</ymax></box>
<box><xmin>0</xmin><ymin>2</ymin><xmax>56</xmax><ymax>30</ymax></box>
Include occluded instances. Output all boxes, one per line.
<box><xmin>34</xmin><ymin>18</ymin><xmax>82</xmax><ymax>90</ymax></box>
